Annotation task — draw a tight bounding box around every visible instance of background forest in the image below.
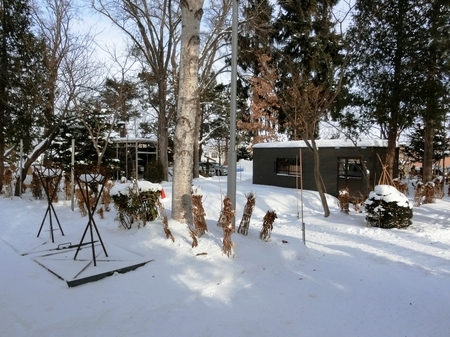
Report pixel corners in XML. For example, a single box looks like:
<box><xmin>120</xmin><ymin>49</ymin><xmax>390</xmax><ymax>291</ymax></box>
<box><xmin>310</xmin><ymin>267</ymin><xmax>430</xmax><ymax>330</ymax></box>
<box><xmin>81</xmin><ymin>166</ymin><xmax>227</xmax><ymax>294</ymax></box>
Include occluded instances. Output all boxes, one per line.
<box><xmin>1</xmin><ymin>0</ymin><xmax>449</xmax><ymax>196</ymax></box>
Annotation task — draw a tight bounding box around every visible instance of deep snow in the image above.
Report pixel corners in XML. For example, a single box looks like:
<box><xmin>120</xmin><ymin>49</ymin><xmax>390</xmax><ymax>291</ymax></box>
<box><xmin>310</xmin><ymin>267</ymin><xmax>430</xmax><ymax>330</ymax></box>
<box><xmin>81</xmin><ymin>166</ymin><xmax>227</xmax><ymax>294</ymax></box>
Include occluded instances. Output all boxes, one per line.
<box><xmin>1</xmin><ymin>160</ymin><xmax>450</xmax><ymax>337</ymax></box>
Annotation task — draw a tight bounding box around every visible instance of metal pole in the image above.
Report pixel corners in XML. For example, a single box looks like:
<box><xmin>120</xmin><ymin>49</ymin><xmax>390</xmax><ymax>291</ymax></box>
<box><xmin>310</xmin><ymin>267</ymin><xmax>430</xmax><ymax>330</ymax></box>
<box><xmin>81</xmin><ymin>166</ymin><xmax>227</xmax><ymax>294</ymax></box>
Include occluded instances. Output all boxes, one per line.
<box><xmin>227</xmin><ymin>0</ymin><xmax>238</xmax><ymax>222</ymax></box>
<box><xmin>300</xmin><ymin>148</ymin><xmax>305</xmax><ymax>245</ymax></box>
<box><xmin>71</xmin><ymin>139</ymin><xmax>75</xmax><ymax>211</ymax></box>
<box><xmin>136</xmin><ymin>141</ymin><xmax>139</xmax><ymax>180</ymax></box>
<box><xmin>19</xmin><ymin>139</ymin><xmax>23</xmax><ymax>198</ymax></box>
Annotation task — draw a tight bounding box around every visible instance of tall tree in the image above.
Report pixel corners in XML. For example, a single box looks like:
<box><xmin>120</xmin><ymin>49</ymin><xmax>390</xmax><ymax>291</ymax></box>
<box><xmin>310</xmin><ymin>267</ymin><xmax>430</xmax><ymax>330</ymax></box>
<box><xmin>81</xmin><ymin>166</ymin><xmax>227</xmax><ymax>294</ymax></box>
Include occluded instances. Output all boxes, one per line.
<box><xmin>345</xmin><ymin>0</ymin><xmax>422</xmax><ymax>179</ymax></box>
<box><xmin>11</xmin><ymin>0</ymin><xmax>100</xmax><ymax>196</ymax></box>
<box><xmin>194</xmin><ymin>0</ymin><xmax>232</xmax><ymax>173</ymax></box>
<box><xmin>414</xmin><ymin>1</ymin><xmax>450</xmax><ymax>182</ymax></box>
<box><xmin>172</xmin><ymin>0</ymin><xmax>203</xmax><ymax>224</ymax></box>
<box><xmin>236</xmin><ymin>0</ymin><xmax>276</xmax><ymax>144</ymax></box>
<box><xmin>273</xmin><ymin>0</ymin><xmax>346</xmax><ymax>217</ymax></box>
<box><xmin>404</xmin><ymin>123</ymin><xmax>449</xmax><ymax>165</ymax></box>
<box><xmin>92</xmin><ymin>0</ymin><xmax>182</xmax><ymax>181</ymax></box>
<box><xmin>238</xmin><ymin>53</ymin><xmax>280</xmax><ymax>145</ymax></box>
<box><xmin>171</xmin><ymin>0</ymin><xmax>204</xmax><ymax>224</ymax></box>
<box><xmin>0</xmin><ymin>0</ymin><xmax>48</xmax><ymax>192</ymax></box>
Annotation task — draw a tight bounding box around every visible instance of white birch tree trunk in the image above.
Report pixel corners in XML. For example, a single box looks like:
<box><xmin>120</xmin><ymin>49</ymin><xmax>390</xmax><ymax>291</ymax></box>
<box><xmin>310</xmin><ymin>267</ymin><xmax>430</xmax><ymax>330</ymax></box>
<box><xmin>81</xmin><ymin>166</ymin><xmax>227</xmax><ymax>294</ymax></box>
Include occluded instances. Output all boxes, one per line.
<box><xmin>172</xmin><ymin>0</ymin><xmax>204</xmax><ymax>224</ymax></box>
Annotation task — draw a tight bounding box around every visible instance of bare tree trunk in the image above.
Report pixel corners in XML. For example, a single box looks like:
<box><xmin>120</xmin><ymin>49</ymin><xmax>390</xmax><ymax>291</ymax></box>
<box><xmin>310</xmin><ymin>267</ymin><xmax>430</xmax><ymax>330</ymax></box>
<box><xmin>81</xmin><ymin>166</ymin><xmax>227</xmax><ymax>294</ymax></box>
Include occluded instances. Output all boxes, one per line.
<box><xmin>310</xmin><ymin>140</ymin><xmax>330</xmax><ymax>217</ymax></box>
<box><xmin>193</xmin><ymin>98</ymin><xmax>201</xmax><ymax>178</ymax></box>
<box><xmin>422</xmin><ymin>120</ymin><xmax>434</xmax><ymax>183</ymax></box>
<box><xmin>386</xmin><ymin>125</ymin><xmax>398</xmax><ymax>180</ymax></box>
<box><xmin>172</xmin><ymin>0</ymin><xmax>204</xmax><ymax>223</ymax></box>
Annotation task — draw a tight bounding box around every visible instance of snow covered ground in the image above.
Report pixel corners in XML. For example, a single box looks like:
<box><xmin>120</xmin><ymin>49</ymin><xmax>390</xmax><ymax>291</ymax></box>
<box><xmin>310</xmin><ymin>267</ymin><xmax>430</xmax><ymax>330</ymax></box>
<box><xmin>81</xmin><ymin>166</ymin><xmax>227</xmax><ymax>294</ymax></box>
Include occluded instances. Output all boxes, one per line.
<box><xmin>1</xmin><ymin>160</ymin><xmax>449</xmax><ymax>337</ymax></box>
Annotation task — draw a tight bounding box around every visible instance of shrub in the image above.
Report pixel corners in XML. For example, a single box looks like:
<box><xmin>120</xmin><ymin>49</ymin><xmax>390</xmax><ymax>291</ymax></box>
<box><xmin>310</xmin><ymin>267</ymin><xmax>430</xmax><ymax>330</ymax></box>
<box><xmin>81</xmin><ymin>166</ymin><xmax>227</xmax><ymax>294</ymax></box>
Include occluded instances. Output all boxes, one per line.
<box><xmin>365</xmin><ymin>185</ymin><xmax>413</xmax><ymax>229</ymax></box>
<box><xmin>110</xmin><ymin>180</ymin><xmax>162</xmax><ymax>229</ymax></box>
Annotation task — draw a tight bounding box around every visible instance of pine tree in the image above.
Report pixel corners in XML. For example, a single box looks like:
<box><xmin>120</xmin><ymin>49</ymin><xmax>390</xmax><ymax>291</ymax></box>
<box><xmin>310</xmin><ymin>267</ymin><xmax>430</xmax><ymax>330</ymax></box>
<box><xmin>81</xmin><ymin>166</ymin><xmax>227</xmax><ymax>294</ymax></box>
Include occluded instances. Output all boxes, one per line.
<box><xmin>345</xmin><ymin>0</ymin><xmax>425</xmax><ymax>178</ymax></box>
<box><xmin>413</xmin><ymin>1</ymin><xmax>450</xmax><ymax>183</ymax></box>
<box><xmin>237</xmin><ymin>0</ymin><xmax>277</xmax><ymax>144</ymax></box>
<box><xmin>404</xmin><ymin>123</ymin><xmax>448</xmax><ymax>168</ymax></box>
<box><xmin>49</xmin><ymin>100</ymin><xmax>116</xmax><ymax>168</ymax></box>
<box><xmin>272</xmin><ymin>0</ymin><xmax>345</xmax><ymax>217</ymax></box>
<box><xmin>0</xmin><ymin>0</ymin><xmax>48</xmax><ymax>191</ymax></box>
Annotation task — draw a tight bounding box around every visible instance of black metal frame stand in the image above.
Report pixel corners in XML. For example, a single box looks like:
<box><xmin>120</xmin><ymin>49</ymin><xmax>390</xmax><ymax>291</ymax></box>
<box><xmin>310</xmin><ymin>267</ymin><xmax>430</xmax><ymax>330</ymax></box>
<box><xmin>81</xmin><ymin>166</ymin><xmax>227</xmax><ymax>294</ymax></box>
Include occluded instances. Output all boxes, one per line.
<box><xmin>35</xmin><ymin>165</ymin><xmax>65</xmax><ymax>243</ymax></box>
<box><xmin>73</xmin><ymin>168</ymin><xmax>108</xmax><ymax>266</ymax></box>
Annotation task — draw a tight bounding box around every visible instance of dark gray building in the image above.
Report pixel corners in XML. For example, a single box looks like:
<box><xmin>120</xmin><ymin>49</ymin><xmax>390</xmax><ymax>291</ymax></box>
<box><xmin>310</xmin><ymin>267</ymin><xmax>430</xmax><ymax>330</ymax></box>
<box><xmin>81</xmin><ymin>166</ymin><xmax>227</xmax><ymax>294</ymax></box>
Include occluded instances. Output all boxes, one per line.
<box><xmin>253</xmin><ymin>140</ymin><xmax>398</xmax><ymax>199</ymax></box>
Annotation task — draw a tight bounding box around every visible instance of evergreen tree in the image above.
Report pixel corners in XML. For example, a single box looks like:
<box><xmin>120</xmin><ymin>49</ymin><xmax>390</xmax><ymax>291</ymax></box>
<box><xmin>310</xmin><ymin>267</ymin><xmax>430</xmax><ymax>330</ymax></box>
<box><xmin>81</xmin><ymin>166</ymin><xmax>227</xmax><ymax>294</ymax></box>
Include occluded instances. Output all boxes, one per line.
<box><xmin>49</xmin><ymin>100</ymin><xmax>116</xmax><ymax>168</ymax></box>
<box><xmin>404</xmin><ymin>123</ymin><xmax>449</xmax><ymax>166</ymax></box>
<box><xmin>0</xmin><ymin>0</ymin><xmax>48</xmax><ymax>190</ymax></box>
<box><xmin>101</xmin><ymin>78</ymin><xmax>139</xmax><ymax>138</ymax></box>
<box><xmin>236</xmin><ymin>0</ymin><xmax>277</xmax><ymax>145</ymax></box>
<box><xmin>272</xmin><ymin>0</ymin><xmax>345</xmax><ymax>217</ymax></box>
<box><xmin>413</xmin><ymin>1</ymin><xmax>450</xmax><ymax>182</ymax></box>
<box><xmin>344</xmin><ymin>0</ymin><xmax>425</xmax><ymax>178</ymax></box>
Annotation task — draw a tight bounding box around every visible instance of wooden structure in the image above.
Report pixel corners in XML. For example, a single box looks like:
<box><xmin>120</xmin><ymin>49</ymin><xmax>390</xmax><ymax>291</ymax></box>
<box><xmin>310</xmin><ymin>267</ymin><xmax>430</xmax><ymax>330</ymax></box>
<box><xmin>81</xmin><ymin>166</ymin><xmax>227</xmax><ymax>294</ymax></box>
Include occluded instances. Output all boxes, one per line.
<box><xmin>113</xmin><ymin>138</ymin><xmax>158</xmax><ymax>180</ymax></box>
<box><xmin>252</xmin><ymin>139</ymin><xmax>399</xmax><ymax>199</ymax></box>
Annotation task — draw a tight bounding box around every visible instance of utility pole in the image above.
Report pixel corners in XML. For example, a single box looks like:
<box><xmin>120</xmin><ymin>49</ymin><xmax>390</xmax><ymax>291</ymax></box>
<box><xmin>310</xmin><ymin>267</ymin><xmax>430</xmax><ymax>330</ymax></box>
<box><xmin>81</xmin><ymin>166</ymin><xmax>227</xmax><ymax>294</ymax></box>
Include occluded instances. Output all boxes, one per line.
<box><xmin>227</xmin><ymin>0</ymin><xmax>238</xmax><ymax>223</ymax></box>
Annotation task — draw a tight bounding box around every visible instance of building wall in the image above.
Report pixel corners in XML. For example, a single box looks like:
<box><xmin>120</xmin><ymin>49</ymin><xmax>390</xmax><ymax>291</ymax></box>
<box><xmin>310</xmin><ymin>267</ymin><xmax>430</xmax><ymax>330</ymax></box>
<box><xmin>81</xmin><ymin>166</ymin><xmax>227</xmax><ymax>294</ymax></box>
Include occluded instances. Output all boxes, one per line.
<box><xmin>253</xmin><ymin>145</ymin><xmax>397</xmax><ymax>198</ymax></box>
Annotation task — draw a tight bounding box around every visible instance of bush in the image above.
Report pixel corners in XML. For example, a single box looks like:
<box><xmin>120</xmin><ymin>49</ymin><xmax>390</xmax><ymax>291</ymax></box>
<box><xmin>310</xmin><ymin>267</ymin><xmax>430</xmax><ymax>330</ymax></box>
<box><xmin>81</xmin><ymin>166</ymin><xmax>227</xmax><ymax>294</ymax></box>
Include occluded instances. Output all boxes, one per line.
<box><xmin>110</xmin><ymin>180</ymin><xmax>162</xmax><ymax>229</ymax></box>
<box><xmin>365</xmin><ymin>185</ymin><xmax>413</xmax><ymax>229</ymax></box>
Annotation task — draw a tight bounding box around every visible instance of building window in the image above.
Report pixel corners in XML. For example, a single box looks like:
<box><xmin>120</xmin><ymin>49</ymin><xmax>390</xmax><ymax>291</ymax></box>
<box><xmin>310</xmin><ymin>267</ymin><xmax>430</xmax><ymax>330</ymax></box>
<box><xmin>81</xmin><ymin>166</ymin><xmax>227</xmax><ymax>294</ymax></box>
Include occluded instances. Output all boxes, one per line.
<box><xmin>338</xmin><ymin>158</ymin><xmax>366</xmax><ymax>178</ymax></box>
<box><xmin>276</xmin><ymin>158</ymin><xmax>301</xmax><ymax>176</ymax></box>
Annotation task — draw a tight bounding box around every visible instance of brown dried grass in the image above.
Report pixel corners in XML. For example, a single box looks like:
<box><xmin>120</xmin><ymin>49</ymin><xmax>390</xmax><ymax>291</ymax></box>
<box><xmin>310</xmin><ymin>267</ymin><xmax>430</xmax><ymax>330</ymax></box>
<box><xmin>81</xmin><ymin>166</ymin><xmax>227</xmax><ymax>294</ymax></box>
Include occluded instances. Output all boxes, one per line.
<box><xmin>218</xmin><ymin>196</ymin><xmax>235</xmax><ymax>257</ymax></box>
<box><xmin>192</xmin><ymin>194</ymin><xmax>208</xmax><ymax>237</ymax></box>
<box><xmin>433</xmin><ymin>178</ymin><xmax>444</xmax><ymax>199</ymax></box>
<box><xmin>394</xmin><ymin>179</ymin><xmax>408</xmax><ymax>195</ymax></box>
<box><xmin>2</xmin><ymin>167</ymin><xmax>14</xmax><ymax>197</ymax></box>
<box><xmin>260</xmin><ymin>210</ymin><xmax>277</xmax><ymax>242</ymax></box>
<box><xmin>237</xmin><ymin>192</ymin><xmax>256</xmax><ymax>236</ymax></box>
<box><xmin>338</xmin><ymin>188</ymin><xmax>350</xmax><ymax>214</ymax></box>
<box><xmin>414</xmin><ymin>182</ymin><xmax>424</xmax><ymax>206</ymax></box>
<box><xmin>157</xmin><ymin>200</ymin><xmax>174</xmax><ymax>242</ymax></box>
<box><xmin>353</xmin><ymin>192</ymin><xmax>365</xmax><ymax>213</ymax></box>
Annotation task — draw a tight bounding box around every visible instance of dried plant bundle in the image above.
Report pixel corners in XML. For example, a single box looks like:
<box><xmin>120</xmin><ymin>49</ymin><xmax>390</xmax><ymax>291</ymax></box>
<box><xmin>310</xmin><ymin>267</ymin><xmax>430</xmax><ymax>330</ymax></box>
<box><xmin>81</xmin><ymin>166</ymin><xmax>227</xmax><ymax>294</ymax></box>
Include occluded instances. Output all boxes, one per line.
<box><xmin>260</xmin><ymin>210</ymin><xmax>277</xmax><ymax>242</ymax></box>
<box><xmin>192</xmin><ymin>194</ymin><xmax>208</xmax><ymax>237</ymax></box>
<box><xmin>237</xmin><ymin>192</ymin><xmax>256</xmax><ymax>235</ymax></box>
<box><xmin>338</xmin><ymin>188</ymin><xmax>350</xmax><ymax>214</ymax></box>
<box><xmin>218</xmin><ymin>196</ymin><xmax>235</xmax><ymax>257</ymax></box>
<box><xmin>157</xmin><ymin>200</ymin><xmax>174</xmax><ymax>242</ymax></box>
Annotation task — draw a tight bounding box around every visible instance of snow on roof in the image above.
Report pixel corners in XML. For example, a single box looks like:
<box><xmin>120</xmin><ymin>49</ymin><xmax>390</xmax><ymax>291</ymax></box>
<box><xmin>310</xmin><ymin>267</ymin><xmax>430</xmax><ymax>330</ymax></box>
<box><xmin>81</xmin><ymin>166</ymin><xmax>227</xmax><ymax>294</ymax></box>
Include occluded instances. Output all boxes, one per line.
<box><xmin>112</xmin><ymin>137</ymin><xmax>158</xmax><ymax>144</ymax></box>
<box><xmin>253</xmin><ymin>139</ymin><xmax>391</xmax><ymax>149</ymax></box>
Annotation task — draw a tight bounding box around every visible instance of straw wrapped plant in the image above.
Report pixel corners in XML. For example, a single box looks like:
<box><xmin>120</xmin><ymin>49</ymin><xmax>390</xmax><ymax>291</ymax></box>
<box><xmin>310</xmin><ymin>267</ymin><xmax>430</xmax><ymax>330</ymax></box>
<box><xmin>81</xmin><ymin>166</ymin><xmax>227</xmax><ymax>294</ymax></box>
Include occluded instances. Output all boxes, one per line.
<box><xmin>30</xmin><ymin>171</ymin><xmax>43</xmax><ymax>200</ymax></box>
<box><xmin>433</xmin><ymin>178</ymin><xmax>444</xmax><ymax>199</ymax></box>
<box><xmin>217</xmin><ymin>196</ymin><xmax>235</xmax><ymax>257</ymax></box>
<box><xmin>192</xmin><ymin>188</ymin><xmax>208</xmax><ymax>237</ymax></box>
<box><xmin>393</xmin><ymin>178</ymin><xmax>408</xmax><ymax>195</ymax></box>
<box><xmin>353</xmin><ymin>192</ymin><xmax>365</xmax><ymax>213</ymax></box>
<box><xmin>338</xmin><ymin>188</ymin><xmax>350</xmax><ymax>214</ymax></box>
<box><xmin>423</xmin><ymin>181</ymin><xmax>435</xmax><ymax>204</ymax></box>
<box><xmin>237</xmin><ymin>192</ymin><xmax>256</xmax><ymax>236</ymax></box>
<box><xmin>414</xmin><ymin>181</ymin><xmax>424</xmax><ymax>206</ymax></box>
<box><xmin>2</xmin><ymin>166</ymin><xmax>14</xmax><ymax>197</ymax></box>
<box><xmin>157</xmin><ymin>200</ymin><xmax>174</xmax><ymax>242</ymax></box>
<box><xmin>260</xmin><ymin>210</ymin><xmax>277</xmax><ymax>241</ymax></box>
